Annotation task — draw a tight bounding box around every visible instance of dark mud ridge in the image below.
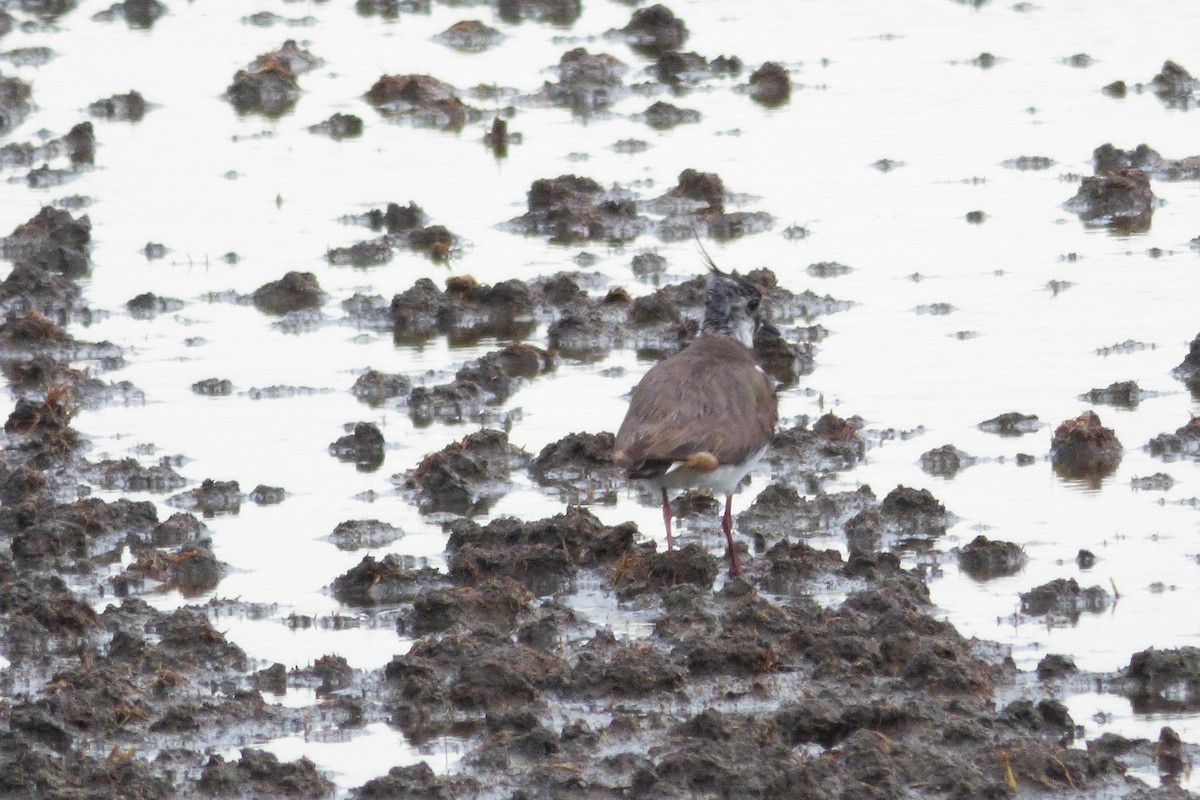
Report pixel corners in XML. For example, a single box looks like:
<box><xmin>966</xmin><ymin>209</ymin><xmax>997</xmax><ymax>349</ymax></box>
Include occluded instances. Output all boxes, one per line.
<box><xmin>3</xmin><ymin>198</ymin><xmax>1200</xmax><ymax>798</ymax></box>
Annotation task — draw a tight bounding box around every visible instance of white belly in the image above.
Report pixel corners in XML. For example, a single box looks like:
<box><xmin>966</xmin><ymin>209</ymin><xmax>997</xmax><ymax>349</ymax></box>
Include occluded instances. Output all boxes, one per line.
<box><xmin>656</xmin><ymin>445</ymin><xmax>768</xmax><ymax>496</ymax></box>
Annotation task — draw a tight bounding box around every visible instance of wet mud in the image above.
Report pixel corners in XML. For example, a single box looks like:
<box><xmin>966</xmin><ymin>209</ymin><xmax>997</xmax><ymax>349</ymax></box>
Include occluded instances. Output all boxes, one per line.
<box><xmin>1</xmin><ymin>2</ymin><xmax>1198</xmax><ymax>800</ymax></box>
<box><xmin>3</xmin><ymin>192</ymin><xmax>1194</xmax><ymax>798</ymax></box>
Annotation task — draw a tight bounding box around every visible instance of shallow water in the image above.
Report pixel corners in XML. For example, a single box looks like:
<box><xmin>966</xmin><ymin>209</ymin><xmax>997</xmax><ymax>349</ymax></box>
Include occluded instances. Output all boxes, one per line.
<box><xmin>3</xmin><ymin>0</ymin><xmax>1200</xmax><ymax>792</ymax></box>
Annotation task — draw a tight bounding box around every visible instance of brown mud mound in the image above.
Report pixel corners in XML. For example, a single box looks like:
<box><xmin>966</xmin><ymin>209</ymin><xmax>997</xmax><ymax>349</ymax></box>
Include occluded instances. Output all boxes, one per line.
<box><xmin>1020</xmin><ymin>577</ymin><xmax>1112</xmax><ymax>623</ymax></box>
<box><xmin>616</xmin><ymin>4</ymin><xmax>688</xmax><ymax>56</ymax></box>
<box><xmin>919</xmin><ymin>443</ymin><xmax>976</xmax><ymax>477</ymax></box>
<box><xmin>1</xmin><ymin>206</ymin><xmax>91</xmax><ymax>280</ymax></box>
<box><xmin>349</xmin><ymin>368</ymin><xmax>409</xmax><ymax>407</ymax></box>
<box><xmin>1119</xmin><ymin>646</ymin><xmax>1200</xmax><ymax>713</ymax></box>
<box><xmin>654</xmin><ymin>49</ymin><xmax>743</xmax><ymax>87</ymax></box>
<box><xmin>1082</xmin><ymin>379</ymin><xmax>1148</xmax><ymax>408</ymax></box>
<box><xmin>166</xmin><ymin>478</ymin><xmax>244</xmax><ymax>517</ymax></box>
<box><xmin>408</xmin><ymin>342</ymin><xmax>554</xmax><ymax>425</ymax></box>
<box><xmin>530</xmin><ymin>430</ymin><xmax>621</xmax><ymax>503</ymax></box>
<box><xmin>506</xmin><ymin>173</ymin><xmax>645</xmax><ymax>243</ymax></box>
<box><xmin>401</xmin><ymin>428</ymin><xmax>530</xmax><ymax>515</ymax></box>
<box><xmin>88</xmin><ymin>89</ymin><xmax>148</xmax><ymax>121</ymax></box>
<box><xmin>1147</xmin><ymin>415</ymin><xmax>1200</xmax><ymax>460</ymax></box>
<box><xmin>329</xmin><ymin>422</ymin><xmax>385</xmax><ymax>470</ymax></box>
<box><xmin>748</xmin><ymin>61</ymin><xmax>791</xmax><ymax>106</ymax></box>
<box><xmin>308</xmin><ymin>110</ymin><xmax>363</xmax><ymax>138</ymax></box>
<box><xmin>761</xmin><ymin>412</ymin><xmax>866</xmax><ymax>480</ymax></box>
<box><xmin>541</xmin><ymin>47</ymin><xmax>628</xmax><ymax>115</ymax></box>
<box><xmin>197</xmin><ymin>749</ymin><xmax>334</xmax><ymax>798</ymax></box>
<box><xmin>1063</xmin><ymin>168</ymin><xmax>1155</xmax><ymax>231</ymax></box>
<box><xmin>390</xmin><ymin>275</ymin><xmax>538</xmax><ymax>344</ymax></box>
<box><xmin>365</xmin><ymin>73</ymin><xmax>481</xmax><ymax>130</ymax></box>
<box><xmin>251</xmin><ymin>270</ymin><xmax>324</xmax><ymax>315</ymax></box>
<box><xmin>1051</xmin><ymin>410</ymin><xmax>1123</xmax><ymax>480</ymax></box>
<box><xmin>648</xmin><ymin>168</ymin><xmax>775</xmax><ymax>240</ymax></box>
<box><xmin>1093</xmin><ymin>142</ymin><xmax>1200</xmax><ymax>180</ymax></box>
<box><xmin>957</xmin><ymin>535</ymin><xmax>1026</xmax><ymax>580</ymax></box>
<box><xmin>226</xmin><ymin>40</ymin><xmax>321</xmax><ymax>117</ymax></box>
<box><xmin>331</xmin><ymin>553</ymin><xmax>442</xmax><ymax>606</ymax></box>
<box><xmin>434</xmin><ymin>19</ymin><xmax>504</xmax><ymax>53</ymax></box>
<box><xmin>445</xmin><ymin>506</ymin><xmax>636</xmax><ymax>595</ymax></box>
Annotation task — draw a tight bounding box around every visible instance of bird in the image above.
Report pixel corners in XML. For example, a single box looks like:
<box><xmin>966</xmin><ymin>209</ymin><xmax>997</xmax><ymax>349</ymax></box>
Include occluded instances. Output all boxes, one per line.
<box><xmin>612</xmin><ymin>254</ymin><xmax>778</xmax><ymax>576</ymax></box>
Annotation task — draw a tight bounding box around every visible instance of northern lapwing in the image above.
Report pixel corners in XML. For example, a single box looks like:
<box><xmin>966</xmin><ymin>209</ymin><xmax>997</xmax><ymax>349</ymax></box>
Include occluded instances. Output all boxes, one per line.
<box><xmin>613</xmin><ymin>256</ymin><xmax>778</xmax><ymax>576</ymax></box>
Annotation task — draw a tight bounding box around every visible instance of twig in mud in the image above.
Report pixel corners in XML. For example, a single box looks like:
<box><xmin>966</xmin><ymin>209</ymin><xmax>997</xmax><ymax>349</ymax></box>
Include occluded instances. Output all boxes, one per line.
<box><xmin>1051</xmin><ymin>756</ymin><xmax>1076</xmax><ymax>789</ymax></box>
<box><xmin>1000</xmin><ymin>751</ymin><xmax>1018</xmax><ymax>791</ymax></box>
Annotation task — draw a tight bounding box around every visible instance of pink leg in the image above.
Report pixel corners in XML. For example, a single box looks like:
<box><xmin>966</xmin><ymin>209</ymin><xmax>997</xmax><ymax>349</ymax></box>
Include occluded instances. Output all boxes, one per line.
<box><xmin>661</xmin><ymin>487</ymin><xmax>676</xmax><ymax>550</ymax></box>
<box><xmin>723</xmin><ymin>494</ymin><xmax>742</xmax><ymax>576</ymax></box>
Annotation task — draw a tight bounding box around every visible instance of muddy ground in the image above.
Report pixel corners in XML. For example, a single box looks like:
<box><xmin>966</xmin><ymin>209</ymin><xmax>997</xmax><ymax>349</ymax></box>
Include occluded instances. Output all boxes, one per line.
<box><xmin>2</xmin><ymin>2</ymin><xmax>1200</xmax><ymax>799</ymax></box>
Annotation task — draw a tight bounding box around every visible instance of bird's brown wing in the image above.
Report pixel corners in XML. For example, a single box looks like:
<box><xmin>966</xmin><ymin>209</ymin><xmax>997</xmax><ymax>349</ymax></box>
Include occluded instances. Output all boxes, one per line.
<box><xmin>614</xmin><ymin>335</ymin><xmax>777</xmax><ymax>474</ymax></box>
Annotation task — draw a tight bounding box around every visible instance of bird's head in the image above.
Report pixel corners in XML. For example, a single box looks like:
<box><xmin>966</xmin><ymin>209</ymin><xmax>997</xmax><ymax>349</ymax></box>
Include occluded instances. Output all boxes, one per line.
<box><xmin>699</xmin><ymin>258</ymin><xmax>764</xmax><ymax>349</ymax></box>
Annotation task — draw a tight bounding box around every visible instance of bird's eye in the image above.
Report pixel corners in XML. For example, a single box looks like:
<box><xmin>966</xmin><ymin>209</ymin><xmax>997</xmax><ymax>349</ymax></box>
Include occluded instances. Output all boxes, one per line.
<box><xmin>746</xmin><ymin>298</ymin><xmax>760</xmax><ymax>313</ymax></box>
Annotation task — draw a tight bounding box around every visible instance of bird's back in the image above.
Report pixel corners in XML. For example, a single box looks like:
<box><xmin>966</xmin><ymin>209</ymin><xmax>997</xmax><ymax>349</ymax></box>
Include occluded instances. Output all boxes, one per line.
<box><xmin>614</xmin><ymin>333</ymin><xmax>777</xmax><ymax>478</ymax></box>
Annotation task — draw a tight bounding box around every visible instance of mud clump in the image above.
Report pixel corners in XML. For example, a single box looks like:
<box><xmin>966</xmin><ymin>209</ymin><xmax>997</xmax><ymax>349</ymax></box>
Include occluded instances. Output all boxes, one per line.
<box><xmin>919</xmin><ymin>444</ymin><xmax>975</xmax><ymax>477</ymax></box>
<box><xmin>337</xmin><ymin>201</ymin><xmax>459</xmax><ymax>262</ymax></box>
<box><xmin>509</xmin><ymin>174</ymin><xmax>645</xmax><ymax>244</ymax></box>
<box><xmin>84</xmin><ymin>456</ymin><xmax>187</xmax><ymax>493</ymax></box>
<box><xmin>1</xmin><ymin>205</ymin><xmax>92</xmax><ymax>280</ymax></box>
<box><xmin>226</xmin><ymin>40</ymin><xmax>321</xmax><ymax>117</ymax></box>
<box><xmin>530</xmin><ymin>430</ymin><xmax>620</xmax><ymax>502</ymax></box>
<box><xmin>406</xmin><ymin>578</ymin><xmax>532</xmax><ymax>637</ymax></box>
<box><xmin>1038</xmin><ymin>653</ymin><xmax>1079</xmax><ymax>681</ymax></box>
<box><xmin>1082</xmin><ymin>379</ymin><xmax>1145</xmax><ymax>408</ymax></box>
<box><xmin>614</xmin><ymin>542</ymin><xmax>715</xmax><ymax>597</ymax></box>
<box><xmin>123</xmin><ymin>540</ymin><xmax>223</xmax><ymax>596</ymax></box>
<box><xmin>1093</xmin><ymin>142</ymin><xmax>1200</xmax><ymax>181</ymax></box>
<box><xmin>650</xmin><ymin>168</ymin><xmax>775</xmax><ymax>240</ymax></box>
<box><xmin>327</xmin><ymin>518</ymin><xmax>403</xmax><ymax>550</ymax></box>
<box><xmin>1063</xmin><ymin>168</ymin><xmax>1155</xmax><ymax>231</ymax></box>
<box><xmin>350</xmin><ymin>369</ymin><xmax>410</xmax><ymax>406</ymax></box>
<box><xmin>87</xmin><ymin>89</ymin><xmax>148</xmax><ymax>121</ymax></box>
<box><xmin>402</xmin><ymin>429</ymin><xmax>529</xmax><ymax>515</ymax></box>
<box><xmin>1121</xmin><ymin>647</ymin><xmax>1200</xmax><ymax>712</ymax></box>
<box><xmin>544</xmin><ymin>48</ymin><xmax>628</xmax><ymax>114</ymax></box>
<box><xmin>496</xmin><ymin>0</ymin><xmax>580</xmax><ymax>25</ymax></box>
<box><xmin>1020</xmin><ymin>577</ymin><xmax>1111</xmax><ymax>622</ymax></box>
<box><xmin>637</xmin><ymin>99</ymin><xmax>701</xmax><ymax>130</ymax></box>
<box><xmin>308</xmin><ymin>111</ymin><xmax>363</xmax><ymax>139</ymax></box>
<box><xmin>1171</xmin><ymin>331</ymin><xmax>1200</xmax><ymax>395</ymax></box>
<box><xmin>1148</xmin><ymin>60</ymin><xmax>1200</xmax><ymax>108</ymax></box>
<box><xmin>198</xmin><ymin>749</ymin><xmax>334</xmax><ymax>798</ymax></box>
<box><xmin>365</xmin><ymin>73</ymin><xmax>481</xmax><ymax>130</ymax></box>
<box><xmin>391</xmin><ymin>275</ymin><xmax>538</xmax><ymax>344</ymax></box>
<box><xmin>251</xmin><ymin>271</ymin><xmax>324</xmax><ymax>315</ymax></box>
<box><xmin>192</xmin><ymin>377</ymin><xmax>233</xmax><ymax>397</ymax></box>
<box><xmin>0</xmin><ymin>75</ymin><xmax>34</xmax><ymax>135</ymax></box>
<box><xmin>445</xmin><ymin>506</ymin><xmax>636</xmax><ymax>595</ymax></box>
<box><xmin>1051</xmin><ymin>410</ymin><xmax>1122</xmax><ymax>479</ymax></box>
<box><xmin>167</xmin><ymin>478</ymin><xmax>244</xmax><ymax>517</ymax></box>
<box><xmin>434</xmin><ymin>19</ymin><xmax>503</xmax><ymax>52</ymax></box>
<box><xmin>748</xmin><ymin>61</ymin><xmax>791</xmax><ymax>106</ymax></box>
<box><xmin>332</xmin><ymin>553</ymin><xmax>440</xmax><ymax>605</ymax></box>
<box><xmin>329</xmin><ymin>422</ymin><xmax>385</xmax><ymax>470</ymax></box>
<box><xmin>879</xmin><ymin>484</ymin><xmax>951</xmax><ymax>544</ymax></box>
<box><xmin>409</xmin><ymin>342</ymin><xmax>553</xmax><ymax>425</ymax></box>
<box><xmin>4</xmin><ymin>387</ymin><xmax>82</xmax><ymax>455</ymax></box>
<box><xmin>978</xmin><ymin>410</ymin><xmax>1040</xmax><ymax>436</ymax></box>
<box><xmin>958</xmin><ymin>535</ymin><xmax>1026</xmax><ymax>580</ymax></box>
<box><xmin>654</xmin><ymin>50</ymin><xmax>743</xmax><ymax>86</ymax></box>
<box><xmin>356</xmin><ymin>762</ymin><xmax>479</xmax><ymax>798</ymax></box>
<box><xmin>753</xmin><ymin>320</ymin><xmax>812</xmax><ymax>386</ymax></box>
<box><xmin>617</xmin><ymin>4</ymin><xmax>688</xmax><ymax>55</ymax></box>
<box><xmin>127</xmin><ymin>291</ymin><xmax>184</xmax><ymax>319</ymax></box>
